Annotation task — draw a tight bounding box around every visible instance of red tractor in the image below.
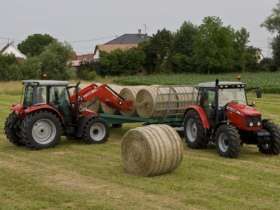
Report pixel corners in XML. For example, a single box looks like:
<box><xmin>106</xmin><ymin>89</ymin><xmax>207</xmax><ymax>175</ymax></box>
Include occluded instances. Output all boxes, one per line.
<box><xmin>4</xmin><ymin>80</ymin><xmax>132</xmax><ymax>149</ymax></box>
<box><xmin>183</xmin><ymin>80</ymin><xmax>280</xmax><ymax>158</ymax></box>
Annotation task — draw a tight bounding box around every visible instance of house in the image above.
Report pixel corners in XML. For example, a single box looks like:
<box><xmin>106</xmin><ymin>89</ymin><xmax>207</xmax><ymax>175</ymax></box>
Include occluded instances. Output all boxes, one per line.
<box><xmin>94</xmin><ymin>30</ymin><xmax>149</xmax><ymax>60</ymax></box>
<box><xmin>0</xmin><ymin>42</ymin><xmax>26</xmax><ymax>60</ymax></box>
<box><xmin>71</xmin><ymin>53</ymin><xmax>95</xmax><ymax>68</ymax></box>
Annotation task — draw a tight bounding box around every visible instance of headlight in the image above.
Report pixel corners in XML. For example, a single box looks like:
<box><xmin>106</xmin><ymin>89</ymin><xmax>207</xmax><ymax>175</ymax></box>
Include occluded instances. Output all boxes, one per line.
<box><xmin>257</xmin><ymin>122</ymin><xmax>261</xmax><ymax>126</ymax></box>
<box><xmin>249</xmin><ymin>122</ymin><xmax>254</xmax><ymax>127</ymax></box>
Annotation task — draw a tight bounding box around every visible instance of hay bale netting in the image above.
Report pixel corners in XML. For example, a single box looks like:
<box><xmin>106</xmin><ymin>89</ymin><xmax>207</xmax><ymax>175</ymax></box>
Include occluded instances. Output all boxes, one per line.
<box><xmin>171</xmin><ymin>86</ymin><xmax>196</xmax><ymax>114</ymax></box>
<box><xmin>136</xmin><ymin>87</ymin><xmax>178</xmax><ymax>118</ymax></box>
<box><xmin>101</xmin><ymin>84</ymin><xmax>123</xmax><ymax>114</ymax></box>
<box><xmin>119</xmin><ymin>86</ymin><xmax>145</xmax><ymax>117</ymax></box>
<box><xmin>121</xmin><ymin>124</ymin><xmax>183</xmax><ymax>177</ymax></box>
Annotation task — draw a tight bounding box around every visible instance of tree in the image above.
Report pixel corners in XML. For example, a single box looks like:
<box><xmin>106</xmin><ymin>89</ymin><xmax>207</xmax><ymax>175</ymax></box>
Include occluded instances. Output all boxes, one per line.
<box><xmin>234</xmin><ymin>28</ymin><xmax>250</xmax><ymax>71</ymax></box>
<box><xmin>170</xmin><ymin>22</ymin><xmax>198</xmax><ymax>73</ymax></box>
<box><xmin>140</xmin><ymin>29</ymin><xmax>174</xmax><ymax>73</ymax></box>
<box><xmin>262</xmin><ymin>1</ymin><xmax>280</xmax><ymax>70</ymax></box>
<box><xmin>262</xmin><ymin>1</ymin><xmax>280</xmax><ymax>34</ymax></box>
<box><xmin>18</xmin><ymin>34</ymin><xmax>56</xmax><ymax>57</ymax></box>
<box><xmin>0</xmin><ymin>55</ymin><xmax>18</xmax><ymax>80</ymax></box>
<box><xmin>39</xmin><ymin>42</ymin><xmax>75</xmax><ymax>80</ymax></box>
<box><xmin>272</xmin><ymin>35</ymin><xmax>280</xmax><ymax>68</ymax></box>
<box><xmin>193</xmin><ymin>17</ymin><xmax>236</xmax><ymax>74</ymax></box>
<box><xmin>99</xmin><ymin>48</ymin><xmax>145</xmax><ymax>76</ymax></box>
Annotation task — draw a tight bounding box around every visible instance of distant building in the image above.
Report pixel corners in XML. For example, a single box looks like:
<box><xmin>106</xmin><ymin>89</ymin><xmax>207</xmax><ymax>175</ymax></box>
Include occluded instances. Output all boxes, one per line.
<box><xmin>71</xmin><ymin>53</ymin><xmax>95</xmax><ymax>68</ymax></box>
<box><xmin>94</xmin><ymin>30</ymin><xmax>149</xmax><ymax>60</ymax></box>
<box><xmin>0</xmin><ymin>42</ymin><xmax>26</xmax><ymax>60</ymax></box>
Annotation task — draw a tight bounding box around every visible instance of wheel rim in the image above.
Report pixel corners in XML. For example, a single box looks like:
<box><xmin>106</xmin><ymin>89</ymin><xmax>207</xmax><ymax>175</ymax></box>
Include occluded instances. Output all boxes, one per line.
<box><xmin>218</xmin><ymin>133</ymin><xmax>229</xmax><ymax>153</ymax></box>
<box><xmin>186</xmin><ymin>118</ymin><xmax>198</xmax><ymax>143</ymax></box>
<box><xmin>32</xmin><ymin>119</ymin><xmax>56</xmax><ymax>145</ymax></box>
<box><xmin>90</xmin><ymin>122</ymin><xmax>106</xmax><ymax>142</ymax></box>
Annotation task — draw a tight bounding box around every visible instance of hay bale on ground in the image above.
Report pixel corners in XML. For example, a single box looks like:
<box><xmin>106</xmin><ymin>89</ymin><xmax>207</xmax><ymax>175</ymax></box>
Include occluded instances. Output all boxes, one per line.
<box><xmin>121</xmin><ymin>124</ymin><xmax>183</xmax><ymax>177</ymax></box>
<box><xmin>119</xmin><ymin>86</ymin><xmax>144</xmax><ymax>117</ymax></box>
<box><xmin>101</xmin><ymin>84</ymin><xmax>123</xmax><ymax>114</ymax></box>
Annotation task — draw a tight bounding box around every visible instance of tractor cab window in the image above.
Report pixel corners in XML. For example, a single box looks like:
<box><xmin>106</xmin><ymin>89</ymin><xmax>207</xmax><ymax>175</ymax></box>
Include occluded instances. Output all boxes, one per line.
<box><xmin>23</xmin><ymin>85</ymin><xmax>47</xmax><ymax>107</ymax></box>
<box><xmin>199</xmin><ymin>89</ymin><xmax>216</xmax><ymax>110</ymax></box>
<box><xmin>23</xmin><ymin>86</ymin><xmax>34</xmax><ymax>107</ymax></box>
<box><xmin>219</xmin><ymin>88</ymin><xmax>247</xmax><ymax>107</ymax></box>
<box><xmin>49</xmin><ymin>86</ymin><xmax>69</xmax><ymax>106</ymax></box>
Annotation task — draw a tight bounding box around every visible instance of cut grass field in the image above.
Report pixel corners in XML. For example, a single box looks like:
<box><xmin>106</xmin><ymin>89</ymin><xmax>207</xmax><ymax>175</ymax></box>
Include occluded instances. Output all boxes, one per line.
<box><xmin>0</xmin><ymin>81</ymin><xmax>280</xmax><ymax>210</ymax></box>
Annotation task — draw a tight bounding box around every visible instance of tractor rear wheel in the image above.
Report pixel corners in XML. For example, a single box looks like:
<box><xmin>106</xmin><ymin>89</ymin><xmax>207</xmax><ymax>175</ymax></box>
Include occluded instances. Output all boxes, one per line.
<box><xmin>215</xmin><ymin>124</ymin><xmax>241</xmax><ymax>158</ymax></box>
<box><xmin>4</xmin><ymin>112</ymin><xmax>25</xmax><ymax>146</ymax></box>
<box><xmin>258</xmin><ymin>121</ymin><xmax>280</xmax><ymax>155</ymax></box>
<box><xmin>21</xmin><ymin>111</ymin><xmax>62</xmax><ymax>149</ymax></box>
<box><xmin>83</xmin><ymin>118</ymin><xmax>109</xmax><ymax>144</ymax></box>
<box><xmin>184</xmin><ymin>110</ymin><xmax>208</xmax><ymax>149</ymax></box>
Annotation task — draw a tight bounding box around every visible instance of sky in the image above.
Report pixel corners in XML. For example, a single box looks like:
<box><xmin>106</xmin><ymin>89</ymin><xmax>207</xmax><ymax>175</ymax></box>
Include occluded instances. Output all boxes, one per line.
<box><xmin>0</xmin><ymin>0</ymin><xmax>278</xmax><ymax>56</ymax></box>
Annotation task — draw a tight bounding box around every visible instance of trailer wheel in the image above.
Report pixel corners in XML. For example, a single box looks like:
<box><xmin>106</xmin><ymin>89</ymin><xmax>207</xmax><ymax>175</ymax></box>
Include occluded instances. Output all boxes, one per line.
<box><xmin>258</xmin><ymin>121</ymin><xmax>280</xmax><ymax>155</ymax></box>
<box><xmin>184</xmin><ymin>110</ymin><xmax>208</xmax><ymax>149</ymax></box>
<box><xmin>215</xmin><ymin>124</ymin><xmax>241</xmax><ymax>158</ymax></box>
<box><xmin>83</xmin><ymin>118</ymin><xmax>109</xmax><ymax>144</ymax></box>
<box><xmin>4</xmin><ymin>112</ymin><xmax>25</xmax><ymax>146</ymax></box>
<box><xmin>21</xmin><ymin>111</ymin><xmax>62</xmax><ymax>149</ymax></box>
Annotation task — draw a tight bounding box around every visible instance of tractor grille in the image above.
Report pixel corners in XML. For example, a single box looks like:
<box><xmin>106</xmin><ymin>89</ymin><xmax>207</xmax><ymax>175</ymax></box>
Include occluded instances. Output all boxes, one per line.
<box><xmin>247</xmin><ymin>116</ymin><xmax>261</xmax><ymax>127</ymax></box>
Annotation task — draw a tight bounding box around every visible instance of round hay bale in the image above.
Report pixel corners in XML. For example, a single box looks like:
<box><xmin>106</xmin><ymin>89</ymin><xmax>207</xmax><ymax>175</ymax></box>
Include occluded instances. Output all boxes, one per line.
<box><xmin>135</xmin><ymin>87</ymin><xmax>177</xmax><ymax>118</ymax></box>
<box><xmin>171</xmin><ymin>86</ymin><xmax>195</xmax><ymax>114</ymax></box>
<box><xmin>101</xmin><ymin>84</ymin><xmax>123</xmax><ymax>114</ymax></box>
<box><xmin>121</xmin><ymin>124</ymin><xmax>183</xmax><ymax>177</ymax></box>
<box><xmin>119</xmin><ymin>86</ymin><xmax>144</xmax><ymax>117</ymax></box>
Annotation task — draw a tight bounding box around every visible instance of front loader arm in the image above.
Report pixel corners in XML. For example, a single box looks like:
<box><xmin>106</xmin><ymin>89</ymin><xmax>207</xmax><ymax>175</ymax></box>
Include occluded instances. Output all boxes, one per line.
<box><xmin>70</xmin><ymin>83</ymin><xmax>133</xmax><ymax>112</ymax></box>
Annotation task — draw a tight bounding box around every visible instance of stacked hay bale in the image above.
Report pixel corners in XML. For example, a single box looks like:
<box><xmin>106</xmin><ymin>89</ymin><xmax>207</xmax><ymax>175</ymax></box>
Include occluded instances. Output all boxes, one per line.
<box><xmin>121</xmin><ymin>124</ymin><xmax>183</xmax><ymax>177</ymax></box>
<box><xmin>119</xmin><ymin>86</ymin><xmax>144</xmax><ymax>117</ymax></box>
<box><xmin>101</xmin><ymin>84</ymin><xmax>123</xmax><ymax>114</ymax></box>
<box><xmin>171</xmin><ymin>86</ymin><xmax>196</xmax><ymax>114</ymax></box>
<box><xmin>135</xmin><ymin>86</ymin><xmax>178</xmax><ymax>118</ymax></box>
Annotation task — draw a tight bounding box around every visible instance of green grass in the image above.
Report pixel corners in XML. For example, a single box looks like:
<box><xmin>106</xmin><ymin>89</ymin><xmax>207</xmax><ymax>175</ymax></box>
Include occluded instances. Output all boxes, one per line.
<box><xmin>0</xmin><ymin>82</ymin><xmax>280</xmax><ymax>209</ymax></box>
<box><xmin>113</xmin><ymin>72</ymin><xmax>280</xmax><ymax>93</ymax></box>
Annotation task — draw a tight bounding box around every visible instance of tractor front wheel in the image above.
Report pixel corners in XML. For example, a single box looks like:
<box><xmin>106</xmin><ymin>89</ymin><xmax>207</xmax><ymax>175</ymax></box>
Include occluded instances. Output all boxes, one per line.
<box><xmin>83</xmin><ymin>118</ymin><xmax>109</xmax><ymax>144</ymax></box>
<box><xmin>21</xmin><ymin>111</ymin><xmax>62</xmax><ymax>149</ymax></box>
<box><xmin>258</xmin><ymin>121</ymin><xmax>280</xmax><ymax>155</ymax></box>
<box><xmin>4</xmin><ymin>112</ymin><xmax>25</xmax><ymax>146</ymax></box>
<box><xmin>184</xmin><ymin>110</ymin><xmax>208</xmax><ymax>149</ymax></box>
<box><xmin>215</xmin><ymin>124</ymin><xmax>241</xmax><ymax>158</ymax></box>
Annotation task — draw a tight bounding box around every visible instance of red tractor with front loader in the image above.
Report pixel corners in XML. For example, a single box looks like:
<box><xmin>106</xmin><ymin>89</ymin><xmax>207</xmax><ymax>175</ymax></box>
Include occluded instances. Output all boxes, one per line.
<box><xmin>183</xmin><ymin>80</ymin><xmax>280</xmax><ymax>158</ymax></box>
<box><xmin>4</xmin><ymin>80</ymin><xmax>132</xmax><ymax>149</ymax></box>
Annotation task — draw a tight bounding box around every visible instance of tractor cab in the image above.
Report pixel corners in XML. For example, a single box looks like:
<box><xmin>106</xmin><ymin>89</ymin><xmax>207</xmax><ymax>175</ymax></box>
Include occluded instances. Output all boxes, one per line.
<box><xmin>196</xmin><ymin>81</ymin><xmax>248</xmax><ymax>124</ymax></box>
<box><xmin>20</xmin><ymin>80</ymin><xmax>72</xmax><ymax>122</ymax></box>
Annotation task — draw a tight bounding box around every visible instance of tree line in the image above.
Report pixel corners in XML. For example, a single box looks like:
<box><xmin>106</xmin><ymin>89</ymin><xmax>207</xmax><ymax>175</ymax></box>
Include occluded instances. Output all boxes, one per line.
<box><xmin>98</xmin><ymin>16</ymin><xmax>273</xmax><ymax>76</ymax></box>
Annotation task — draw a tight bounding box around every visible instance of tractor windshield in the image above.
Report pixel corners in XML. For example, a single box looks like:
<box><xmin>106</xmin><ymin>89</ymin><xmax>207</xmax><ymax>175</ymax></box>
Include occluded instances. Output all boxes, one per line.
<box><xmin>219</xmin><ymin>88</ymin><xmax>247</xmax><ymax>107</ymax></box>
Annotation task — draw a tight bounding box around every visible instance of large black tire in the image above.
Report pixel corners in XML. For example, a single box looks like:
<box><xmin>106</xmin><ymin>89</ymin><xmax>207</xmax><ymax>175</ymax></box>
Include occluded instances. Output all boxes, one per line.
<box><xmin>4</xmin><ymin>112</ymin><xmax>25</xmax><ymax>146</ymax></box>
<box><xmin>21</xmin><ymin>111</ymin><xmax>62</xmax><ymax>150</ymax></box>
<box><xmin>258</xmin><ymin>121</ymin><xmax>280</xmax><ymax>155</ymax></box>
<box><xmin>215</xmin><ymin>124</ymin><xmax>241</xmax><ymax>158</ymax></box>
<box><xmin>83</xmin><ymin>118</ymin><xmax>109</xmax><ymax>144</ymax></box>
<box><xmin>184</xmin><ymin>110</ymin><xmax>208</xmax><ymax>149</ymax></box>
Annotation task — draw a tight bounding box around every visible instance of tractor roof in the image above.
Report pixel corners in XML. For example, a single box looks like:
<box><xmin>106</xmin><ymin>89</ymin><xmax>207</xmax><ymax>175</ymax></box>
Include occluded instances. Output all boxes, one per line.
<box><xmin>22</xmin><ymin>80</ymin><xmax>69</xmax><ymax>86</ymax></box>
<box><xmin>197</xmin><ymin>81</ymin><xmax>246</xmax><ymax>89</ymax></box>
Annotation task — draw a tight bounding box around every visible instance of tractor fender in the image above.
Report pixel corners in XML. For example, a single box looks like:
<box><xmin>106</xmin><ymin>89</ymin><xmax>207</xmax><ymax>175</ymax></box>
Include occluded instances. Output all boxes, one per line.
<box><xmin>24</xmin><ymin>104</ymin><xmax>65</xmax><ymax>126</ymax></box>
<box><xmin>184</xmin><ymin>105</ymin><xmax>210</xmax><ymax>129</ymax></box>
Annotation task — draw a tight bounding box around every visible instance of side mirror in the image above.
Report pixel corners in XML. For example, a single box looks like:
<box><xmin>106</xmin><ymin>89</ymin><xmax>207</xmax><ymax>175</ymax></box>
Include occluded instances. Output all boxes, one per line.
<box><xmin>256</xmin><ymin>88</ymin><xmax>262</xmax><ymax>99</ymax></box>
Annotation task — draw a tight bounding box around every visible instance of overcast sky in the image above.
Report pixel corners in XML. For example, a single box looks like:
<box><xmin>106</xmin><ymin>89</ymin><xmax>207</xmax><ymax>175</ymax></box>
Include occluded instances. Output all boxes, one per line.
<box><xmin>0</xmin><ymin>0</ymin><xmax>278</xmax><ymax>55</ymax></box>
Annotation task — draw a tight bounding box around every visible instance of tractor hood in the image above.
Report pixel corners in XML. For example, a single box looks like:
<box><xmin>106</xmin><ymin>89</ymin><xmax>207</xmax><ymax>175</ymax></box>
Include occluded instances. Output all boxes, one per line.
<box><xmin>227</xmin><ymin>102</ymin><xmax>261</xmax><ymax>117</ymax></box>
